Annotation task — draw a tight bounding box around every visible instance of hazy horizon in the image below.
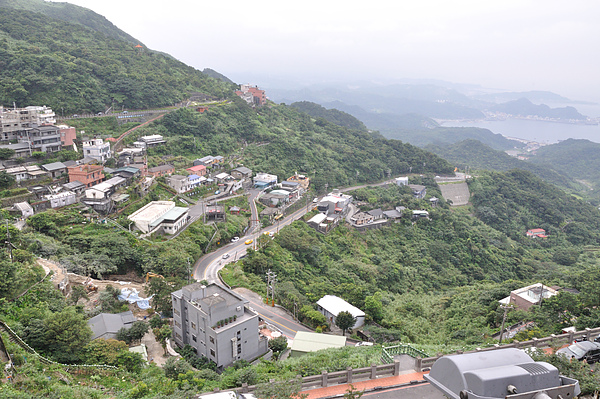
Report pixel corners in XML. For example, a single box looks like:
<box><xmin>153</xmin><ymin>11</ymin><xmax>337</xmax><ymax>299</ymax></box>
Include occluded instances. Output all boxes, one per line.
<box><xmin>64</xmin><ymin>0</ymin><xmax>600</xmax><ymax>103</ymax></box>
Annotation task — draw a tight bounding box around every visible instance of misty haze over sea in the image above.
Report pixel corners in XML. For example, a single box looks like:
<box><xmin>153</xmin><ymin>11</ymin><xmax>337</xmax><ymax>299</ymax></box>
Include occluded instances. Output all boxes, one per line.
<box><xmin>441</xmin><ymin>102</ymin><xmax>600</xmax><ymax>144</ymax></box>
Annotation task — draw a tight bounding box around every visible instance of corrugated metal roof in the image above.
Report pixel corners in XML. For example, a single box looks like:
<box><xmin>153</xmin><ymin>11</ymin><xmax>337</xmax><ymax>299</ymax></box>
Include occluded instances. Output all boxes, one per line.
<box><xmin>316</xmin><ymin>295</ymin><xmax>365</xmax><ymax>318</ymax></box>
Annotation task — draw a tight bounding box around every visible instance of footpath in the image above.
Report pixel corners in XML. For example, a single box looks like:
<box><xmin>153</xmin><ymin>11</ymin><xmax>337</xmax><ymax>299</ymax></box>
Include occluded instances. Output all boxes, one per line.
<box><xmin>301</xmin><ymin>370</ymin><xmax>428</xmax><ymax>399</ymax></box>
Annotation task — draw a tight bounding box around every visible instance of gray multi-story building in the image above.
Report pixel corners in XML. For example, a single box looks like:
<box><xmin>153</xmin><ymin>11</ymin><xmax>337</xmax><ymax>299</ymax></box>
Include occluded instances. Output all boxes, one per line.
<box><xmin>171</xmin><ymin>283</ymin><xmax>268</xmax><ymax>371</ymax></box>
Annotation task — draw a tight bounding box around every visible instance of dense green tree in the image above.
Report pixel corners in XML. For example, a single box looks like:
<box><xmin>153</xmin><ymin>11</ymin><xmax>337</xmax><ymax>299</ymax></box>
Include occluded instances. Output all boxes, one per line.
<box><xmin>0</xmin><ymin>171</ymin><xmax>15</xmax><ymax>189</ymax></box>
<box><xmin>0</xmin><ymin>148</ymin><xmax>15</xmax><ymax>160</ymax></box>
<box><xmin>335</xmin><ymin>311</ymin><xmax>356</xmax><ymax>336</ymax></box>
<box><xmin>268</xmin><ymin>335</ymin><xmax>288</xmax><ymax>360</ymax></box>
<box><xmin>43</xmin><ymin>307</ymin><xmax>92</xmax><ymax>363</ymax></box>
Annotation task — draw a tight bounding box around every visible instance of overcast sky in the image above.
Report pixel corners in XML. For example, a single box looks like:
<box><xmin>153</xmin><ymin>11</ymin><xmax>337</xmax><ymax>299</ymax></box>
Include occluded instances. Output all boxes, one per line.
<box><xmin>64</xmin><ymin>0</ymin><xmax>600</xmax><ymax>101</ymax></box>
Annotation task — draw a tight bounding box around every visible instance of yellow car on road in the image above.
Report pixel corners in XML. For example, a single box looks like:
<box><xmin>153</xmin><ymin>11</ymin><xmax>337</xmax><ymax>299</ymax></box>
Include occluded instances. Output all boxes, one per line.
<box><xmin>245</xmin><ymin>239</ymin><xmax>253</xmax><ymax>245</ymax></box>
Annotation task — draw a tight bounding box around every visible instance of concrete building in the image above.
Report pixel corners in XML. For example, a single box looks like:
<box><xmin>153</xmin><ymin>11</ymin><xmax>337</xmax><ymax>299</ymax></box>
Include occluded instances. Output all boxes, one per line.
<box><xmin>133</xmin><ymin>134</ymin><xmax>165</xmax><ymax>148</ymax></box>
<box><xmin>171</xmin><ymin>283</ymin><xmax>269</xmax><ymax>370</ymax></box>
<box><xmin>253</xmin><ymin>172</ymin><xmax>278</xmax><ymax>188</ymax></box>
<box><xmin>147</xmin><ymin>164</ymin><xmax>174</xmax><ymax>177</ymax></box>
<box><xmin>128</xmin><ymin>201</ymin><xmax>189</xmax><ymax>235</ymax></box>
<box><xmin>68</xmin><ymin>164</ymin><xmax>105</xmax><ymax>187</ymax></box>
<box><xmin>408</xmin><ymin>184</ymin><xmax>427</xmax><ymax>199</ymax></box>
<box><xmin>44</xmin><ymin>191</ymin><xmax>77</xmax><ymax>208</ymax></box>
<box><xmin>286</xmin><ymin>174</ymin><xmax>310</xmax><ymax>191</ymax></box>
<box><xmin>87</xmin><ymin>311</ymin><xmax>136</xmax><ymax>340</ymax></box>
<box><xmin>235</xmin><ymin>85</ymin><xmax>267</xmax><ymax>107</ymax></box>
<box><xmin>58</xmin><ymin>125</ymin><xmax>76</xmax><ymax>146</ymax></box>
<box><xmin>231</xmin><ymin>166</ymin><xmax>252</xmax><ymax>180</ymax></box>
<box><xmin>0</xmin><ymin>106</ymin><xmax>56</xmax><ymax>142</ymax></box>
<box><xmin>316</xmin><ymin>295</ymin><xmax>365</xmax><ymax>329</ymax></box>
<box><xmin>42</xmin><ymin>162</ymin><xmax>67</xmax><ymax>179</ymax></box>
<box><xmin>12</xmin><ymin>202</ymin><xmax>34</xmax><ymax>218</ymax></box>
<box><xmin>317</xmin><ymin>191</ymin><xmax>352</xmax><ymax>216</ymax></box>
<box><xmin>166</xmin><ymin>174</ymin><xmax>190</xmax><ymax>194</ymax></box>
<box><xmin>395</xmin><ymin>176</ymin><xmax>409</xmax><ymax>186</ymax></box>
<box><xmin>19</xmin><ymin>125</ymin><xmax>62</xmax><ymax>153</ymax></box>
<box><xmin>82</xmin><ymin>139</ymin><xmax>111</xmax><ymax>163</ymax></box>
<box><xmin>499</xmin><ymin>283</ymin><xmax>559</xmax><ymax>311</ymax></box>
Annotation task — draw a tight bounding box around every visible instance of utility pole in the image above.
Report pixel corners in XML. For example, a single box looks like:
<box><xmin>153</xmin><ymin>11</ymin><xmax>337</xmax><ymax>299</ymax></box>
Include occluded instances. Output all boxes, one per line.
<box><xmin>5</xmin><ymin>220</ymin><xmax>12</xmax><ymax>262</ymax></box>
<box><xmin>498</xmin><ymin>304</ymin><xmax>511</xmax><ymax>345</ymax></box>
<box><xmin>187</xmin><ymin>257</ymin><xmax>191</xmax><ymax>283</ymax></box>
<box><xmin>266</xmin><ymin>269</ymin><xmax>277</xmax><ymax>305</ymax></box>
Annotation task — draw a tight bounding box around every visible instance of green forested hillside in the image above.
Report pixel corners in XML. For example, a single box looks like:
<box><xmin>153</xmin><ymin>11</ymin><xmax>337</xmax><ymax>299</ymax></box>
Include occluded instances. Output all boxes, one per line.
<box><xmin>144</xmin><ymin>101</ymin><xmax>456</xmax><ymax>190</ymax></box>
<box><xmin>528</xmin><ymin>138</ymin><xmax>600</xmax><ymax>191</ymax></box>
<box><xmin>290</xmin><ymin>101</ymin><xmax>368</xmax><ymax>131</ymax></box>
<box><xmin>0</xmin><ymin>7</ymin><xmax>233</xmax><ymax>113</ymax></box>
<box><xmin>469</xmin><ymin>169</ymin><xmax>600</xmax><ymax>245</ymax></box>
<box><xmin>384</xmin><ymin>126</ymin><xmax>523</xmax><ymax>150</ymax></box>
<box><xmin>426</xmin><ymin>139</ymin><xmax>584</xmax><ymax>192</ymax></box>
<box><xmin>0</xmin><ymin>0</ymin><xmax>139</xmax><ymax>43</ymax></box>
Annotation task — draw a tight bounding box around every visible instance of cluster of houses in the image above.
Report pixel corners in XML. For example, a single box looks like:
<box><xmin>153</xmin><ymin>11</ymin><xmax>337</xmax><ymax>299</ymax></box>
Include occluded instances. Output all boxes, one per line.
<box><xmin>257</xmin><ymin>174</ymin><xmax>311</xmax><ymax>221</ymax></box>
<box><xmin>307</xmin><ymin>177</ymin><xmax>437</xmax><ymax>234</ymax></box>
<box><xmin>234</xmin><ymin>84</ymin><xmax>267</xmax><ymax>107</ymax></box>
<box><xmin>0</xmin><ymin>106</ymin><xmax>75</xmax><ymax>157</ymax></box>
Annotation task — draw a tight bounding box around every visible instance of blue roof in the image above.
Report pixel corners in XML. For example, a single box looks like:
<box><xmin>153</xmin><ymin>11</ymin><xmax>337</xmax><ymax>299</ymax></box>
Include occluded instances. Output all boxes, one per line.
<box><xmin>189</xmin><ymin>174</ymin><xmax>200</xmax><ymax>179</ymax></box>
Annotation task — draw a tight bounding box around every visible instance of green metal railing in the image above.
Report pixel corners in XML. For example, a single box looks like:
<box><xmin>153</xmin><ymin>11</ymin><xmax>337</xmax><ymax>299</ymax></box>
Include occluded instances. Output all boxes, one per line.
<box><xmin>381</xmin><ymin>344</ymin><xmax>429</xmax><ymax>364</ymax></box>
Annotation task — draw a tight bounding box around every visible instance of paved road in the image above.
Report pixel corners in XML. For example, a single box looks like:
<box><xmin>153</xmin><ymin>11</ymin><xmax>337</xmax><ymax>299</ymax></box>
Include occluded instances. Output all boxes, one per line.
<box><xmin>193</xmin><ymin>193</ymin><xmax>314</xmax><ymax>284</ymax></box>
<box><xmin>235</xmin><ymin>288</ymin><xmax>311</xmax><ymax>339</ymax></box>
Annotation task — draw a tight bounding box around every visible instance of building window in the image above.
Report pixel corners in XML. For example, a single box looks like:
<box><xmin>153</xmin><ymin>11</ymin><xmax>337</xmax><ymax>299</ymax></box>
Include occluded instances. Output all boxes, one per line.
<box><xmin>192</xmin><ymin>334</ymin><xmax>197</xmax><ymax>342</ymax></box>
<box><xmin>209</xmin><ymin>336</ymin><xmax>215</xmax><ymax>344</ymax></box>
<box><xmin>210</xmin><ymin>349</ymin><xmax>215</xmax><ymax>357</ymax></box>
<box><xmin>191</xmin><ymin>322</ymin><xmax>196</xmax><ymax>330</ymax></box>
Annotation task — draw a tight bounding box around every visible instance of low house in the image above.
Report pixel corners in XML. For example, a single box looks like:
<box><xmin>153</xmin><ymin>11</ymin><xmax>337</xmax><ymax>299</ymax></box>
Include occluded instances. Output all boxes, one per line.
<box><xmin>186</xmin><ymin>164</ymin><xmax>207</xmax><ymax>176</ymax></box>
<box><xmin>25</xmin><ymin>165</ymin><xmax>48</xmax><ymax>180</ymax></box>
<box><xmin>188</xmin><ymin>174</ymin><xmax>202</xmax><ymax>189</ymax></box>
<box><xmin>253</xmin><ymin>172</ymin><xmax>278</xmax><ymax>188</ymax></box>
<box><xmin>395</xmin><ymin>176</ymin><xmax>409</xmax><ymax>186</ymax></box>
<box><xmin>44</xmin><ymin>191</ymin><xmax>77</xmax><ymax>208</ymax></box>
<box><xmin>231</xmin><ymin>166</ymin><xmax>252</xmax><ymax>179</ymax></box>
<box><xmin>205</xmin><ymin>205</ymin><xmax>225</xmax><ymax>221</ymax></box>
<box><xmin>317</xmin><ymin>191</ymin><xmax>352</xmax><ymax>216</ymax></box>
<box><xmin>316</xmin><ymin>295</ymin><xmax>365</xmax><ymax>329</ymax></box>
<box><xmin>113</xmin><ymin>166</ymin><xmax>141</xmax><ymax>183</ymax></box>
<box><xmin>350</xmin><ymin>212</ymin><xmax>374</xmax><ymax>225</ymax></box>
<box><xmin>127</xmin><ymin>201</ymin><xmax>189</xmax><ymax>235</ymax></box>
<box><xmin>412</xmin><ymin>210</ymin><xmax>429</xmax><ymax>219</ymax></box>
<box><xmin>214</xmin><ymin>172</ymin><xmax>232</xmax><ymax>183</ymax></box>
<box><xmin>383</xmin><ymin>208</ymin><xmax>403</xmax><ymax>219</ymax></box>
<box><xmin>367</xmin><ymin>209</ymin><xmax>384</xmax><ymax>221</ymax></box>
<box><xmin>499</xmin><ymin>283</ymin><xmax>558</xmax><ymax>311</ymax></box>
<box><xmin>166</xmin><ymin>175</ymin><xmax>189</xmax><ymax>194</ymax></box>
<box><xmin>526</xmin><ymin>228</ymin><xmax>547</xmax><ymax>238</ymax></box>
<box><xmin>12</xmin><ymin>202</ymin><xmax>34</xmax><ymax>218</ymax></box>
<box><xmin>87</xmin><ymin>311</ymin><xmax>136</xmax><ymax>340</ymax></box>
<box><xmin>42</xmin><ymin>162</ymin><xmax>67</xmax><ymax>179</ymax></box>
<box><xmin>289</xmin><ymin>331</ymin><xmax>346</xmax><ymax>358</ymax></box>
<box><xmin>286</xmin><ymin>174</ymin><xmax>310</xmax><ymax>190</ymax></box>
<box><xmin>147</xmin><ymin>164</ymin><xmax>174</xmax><ymax>178</ymax></box>
<box><xmin>133</xmin><ymin>135</ymin><xmax>165</xmax><ymax>148</ymax></box>
<box><xmin>82</xmin><ymin>139</ymin><xmax>111</xmax><ymax>163</ymax></box>
<box><xmin>307</xmin><ymin>213</ymin><xmax>339</xmax><ymax>234</ymax></box>
<box><xmin>62</xmin><ymin>181</ymin><xmax>86</xmax><ymax>197</ymax></box>
<box><xmin>408</xmin><ymin>184</ymin><xmax>427</xmax><ymax>199</ymax></box>
<box><xmin>5</xmin><ymin>166</ymin><xmax>29</xmax><ymax>182</ymax></box>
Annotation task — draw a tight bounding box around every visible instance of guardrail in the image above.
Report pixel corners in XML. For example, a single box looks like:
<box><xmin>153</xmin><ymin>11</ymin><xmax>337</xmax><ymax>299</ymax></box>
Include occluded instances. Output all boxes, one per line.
<box><xmin>232</xmin><ymin>361</ymin><xmax>401</xmax><ymax>394</ymax></box>
<box><xmin>0</xmin><ymin>320</ymin><xmax>117</xmax><ymax>371</ymax></box>
<box><xmin>381</xmin><ymin>344</ymin><xmax>428</xmax><ymax>364</ymax></box>
<box><xmin>415</xmin><ymin>326</ymin><xmax>600</xmax><ymax>371</ymax></box>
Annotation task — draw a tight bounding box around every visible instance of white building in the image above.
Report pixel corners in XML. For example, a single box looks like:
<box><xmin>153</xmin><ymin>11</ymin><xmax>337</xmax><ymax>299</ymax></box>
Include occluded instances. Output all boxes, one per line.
<box><xmin>44</xmin><ymin>191</ymin><xmax>77</xmax><ymax>208</ymax></box>
<box><xmin>395</xmin><ymin>177</ymin><xmax>409</xmax><ymax>186</ymax></box>
<box><xmin>166</xmin><ymin>175</ymin><xmax>189</xmax><ymax>194</ymax></box>
<box><xmin>133</xmin><ymin>134</ymin><xmax>166</xmax><ymax>149</ymax></box>
<box><xmin>253</xmin><ymin>172</ymin><xmax>278</xmax><ymax>188</ymax></box>
<box><xmin>82</xmin><ymin>139</ymin><xmax>111</xmax><ymax>163</ymax></box>
<box><xmin>128</xmin><ymin>201</ymin><xmax>189</xmax><ymax>235</ymax></box>
<box><xmin>316</xmin><ymin>295</ymin><xmax>365</xmax><ymax>329</ymax></box>
<box><xmin>317</xmin><ymin>191</ymin><xmax>352</xmax><ymax>215</ymax></box>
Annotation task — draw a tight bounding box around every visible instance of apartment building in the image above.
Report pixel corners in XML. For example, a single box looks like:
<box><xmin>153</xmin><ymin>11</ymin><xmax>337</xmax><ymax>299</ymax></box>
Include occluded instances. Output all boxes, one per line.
<box><xmin>171</xmin><ymin>283</ymin><xmax>268</xmax><ymax>371</ymax></box>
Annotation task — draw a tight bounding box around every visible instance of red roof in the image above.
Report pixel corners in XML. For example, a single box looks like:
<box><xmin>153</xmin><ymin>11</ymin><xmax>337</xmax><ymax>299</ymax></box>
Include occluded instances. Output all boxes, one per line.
<box><xmin>187</xmin><ymin>165</ymin><xmax>206</xmax><ymax>172</ymax></box>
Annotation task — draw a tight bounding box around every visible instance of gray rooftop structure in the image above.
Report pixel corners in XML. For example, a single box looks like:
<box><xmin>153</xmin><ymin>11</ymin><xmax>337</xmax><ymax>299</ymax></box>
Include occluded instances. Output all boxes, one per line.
<box><xmin>87</xmin><ymin>311</ymin><xmax>136</xmax><ymax>340</ymax></box>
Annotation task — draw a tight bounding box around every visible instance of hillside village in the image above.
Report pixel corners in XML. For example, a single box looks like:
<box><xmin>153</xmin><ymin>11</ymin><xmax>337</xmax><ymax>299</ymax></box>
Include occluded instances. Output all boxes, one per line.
<box><xmin>1</xmin><ymin>2</ymin><xmax>600</xmax><ymax>397</ymax></box>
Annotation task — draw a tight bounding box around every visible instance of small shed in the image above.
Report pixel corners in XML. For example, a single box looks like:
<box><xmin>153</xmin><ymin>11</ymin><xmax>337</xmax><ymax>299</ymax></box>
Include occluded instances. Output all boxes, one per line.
<box><xmin>87</xmin><ymin>311</ymin><xmax>136</xmax><ymax>340</ymax></box>
<box><xmin>289</xmin><ymin>331</ymin><xmax>346</xmax><ymax>357</ymax></box>
<box><xmin>316</xmin><ymin>295</ymin><xmax>365</xmax><ymax>329</ymax></box>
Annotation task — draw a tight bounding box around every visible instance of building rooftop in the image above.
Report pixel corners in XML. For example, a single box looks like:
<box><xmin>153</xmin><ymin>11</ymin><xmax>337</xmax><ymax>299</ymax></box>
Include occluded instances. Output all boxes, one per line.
<box><xmin>316</xmin><ymin>295</ymin><xmax>365</xmax><ymax>319</ymax></box>
<box><xmin>42</xmin><ymin>162</ymin><xmax>66</xmax><ymax>171</ymax></box>
<box><xmin>128</xmin><ymin>201</ymin><xmax>175</xmax><ymax>222</ymax></box>
<box><xmin>291</xmin><ymin>331</ymin><xmax>346</xmax><ymax>353</ymax></box>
